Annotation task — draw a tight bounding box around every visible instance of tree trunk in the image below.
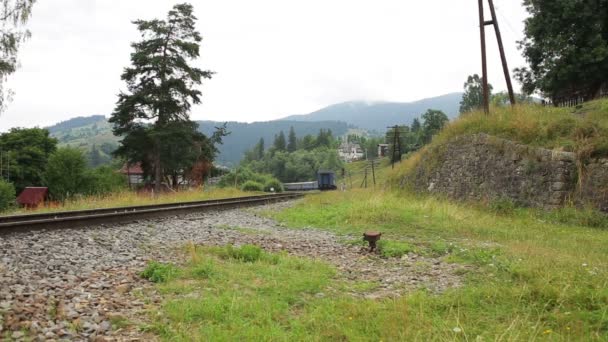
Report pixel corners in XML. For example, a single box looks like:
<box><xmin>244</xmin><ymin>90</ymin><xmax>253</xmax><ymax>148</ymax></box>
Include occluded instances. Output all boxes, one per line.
<box><xmin>154</xmin><ymin>139</ymin><xmax>162</xmax><ymax>196</ymax></box>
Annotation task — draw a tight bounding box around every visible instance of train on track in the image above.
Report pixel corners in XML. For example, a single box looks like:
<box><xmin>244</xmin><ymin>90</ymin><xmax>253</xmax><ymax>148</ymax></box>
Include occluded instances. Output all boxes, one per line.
<box><xmin>283</xmin><ymin>170</ymin><xmax>337</xmax><ymax>191</ymax></box>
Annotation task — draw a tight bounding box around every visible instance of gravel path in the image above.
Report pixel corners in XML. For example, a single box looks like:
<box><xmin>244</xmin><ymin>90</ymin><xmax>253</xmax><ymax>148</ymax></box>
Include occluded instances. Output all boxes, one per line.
<box><xmin>0</xmin><ymin>200</ymin><xmax>466</xmax><ymax>341</ymax></box>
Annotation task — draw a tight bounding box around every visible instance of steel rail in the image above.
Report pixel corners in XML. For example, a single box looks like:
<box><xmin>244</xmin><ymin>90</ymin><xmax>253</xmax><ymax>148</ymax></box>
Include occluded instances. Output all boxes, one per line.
<box><xmin>0</xmin><ymin>193</ymin><xmax>304</xmax><ymax>233</ymax></box>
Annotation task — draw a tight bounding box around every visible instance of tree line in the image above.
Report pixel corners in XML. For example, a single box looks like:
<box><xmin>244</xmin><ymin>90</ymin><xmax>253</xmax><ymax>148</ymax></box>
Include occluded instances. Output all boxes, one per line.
<box><xmin>0</xmin><ymin>128</ymin><xmax>126</xmax><ymax>210</ymax></box>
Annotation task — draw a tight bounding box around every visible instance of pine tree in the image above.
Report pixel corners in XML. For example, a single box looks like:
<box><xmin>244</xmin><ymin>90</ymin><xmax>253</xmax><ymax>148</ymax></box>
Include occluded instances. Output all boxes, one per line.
<box><xmin>411</xmin><ymin>118</ymin><xmax>421</xmax><ymax>132</ymax></box>
<box><xmin>110</xmin><ymin>3</ymin><xmax>213</xmax><ymax>193</ymax></box>
<box><xmin>256</xmin><ymin>138</ymin><xmax>265</xmax><ymax>159</ymax></box>
<box><xmin>274</xmin><ymin>131</ymin><xmax>286</xmax><ymax>151</ymax></box>
<box><xmin>287</xmin><ymin>127</ymin><xmax>297</xmax><ymax>152</ymax></box>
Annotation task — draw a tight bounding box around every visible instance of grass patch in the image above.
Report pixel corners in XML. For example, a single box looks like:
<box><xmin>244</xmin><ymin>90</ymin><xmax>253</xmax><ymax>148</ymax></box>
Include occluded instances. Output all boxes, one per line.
<box><xmin>376</xmin><ymin>239</ymin><xmax>414</xmax><ymax>258</ymax></box>
<box><xmin>141</xmin><ymin>262</ymin><xmax>180</xmax><ymax>283</ymax></box>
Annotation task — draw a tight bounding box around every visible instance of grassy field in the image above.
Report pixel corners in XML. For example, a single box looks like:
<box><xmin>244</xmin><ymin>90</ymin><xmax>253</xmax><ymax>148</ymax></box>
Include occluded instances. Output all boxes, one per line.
<box><xmin>133</xmin><ymin>101</ymin><xmax>608</xmax><ymax>340</ymax></box>
<box><xmin>140</xmin><ymin>189</ymin><xmax>608</xmax><ymax>341</ymax></box>
<box><xmin>4</xmin><ymin>188</ymin><xmax>252</xmax><ymax>215</ymax></box>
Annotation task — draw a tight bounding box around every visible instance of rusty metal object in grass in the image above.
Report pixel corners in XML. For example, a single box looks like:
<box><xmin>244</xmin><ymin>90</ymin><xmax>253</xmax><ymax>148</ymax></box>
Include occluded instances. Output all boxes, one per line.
<box><xmin>363</xmin><ymin>231</ymin><xmax>382</xmax><ymax>252</ymax></box>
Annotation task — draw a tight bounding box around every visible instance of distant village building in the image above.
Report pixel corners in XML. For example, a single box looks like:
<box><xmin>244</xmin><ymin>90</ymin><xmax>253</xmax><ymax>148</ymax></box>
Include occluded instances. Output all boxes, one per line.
<box><xmin>338</xmin><ymin>142</ymin><xmax>365</xmax><ymax>162</ymax></box>
<box><xmin>120</xmin><ymin>163</ymin><xmax>145</xmax><ymax>187</ymax></box>
<box><xmin>377</xmin><ymin>144</ymin><xmax>389</xmax><ymax>157</ymax></box>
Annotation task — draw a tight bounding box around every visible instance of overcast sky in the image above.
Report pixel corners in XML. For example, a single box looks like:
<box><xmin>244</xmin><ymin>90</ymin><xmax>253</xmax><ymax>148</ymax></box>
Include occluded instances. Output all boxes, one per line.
<box><xmin>0</xmin><ymin>0</ymin><xmax>529</xmax><ymax>130</ymax></box>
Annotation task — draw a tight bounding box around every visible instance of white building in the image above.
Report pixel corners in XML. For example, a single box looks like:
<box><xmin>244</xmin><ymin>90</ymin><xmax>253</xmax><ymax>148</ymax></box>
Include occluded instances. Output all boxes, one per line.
<box><xmin>338</xmin><ymin>142</ymin><xmax>365</xmax><ymax>162</ymax></box>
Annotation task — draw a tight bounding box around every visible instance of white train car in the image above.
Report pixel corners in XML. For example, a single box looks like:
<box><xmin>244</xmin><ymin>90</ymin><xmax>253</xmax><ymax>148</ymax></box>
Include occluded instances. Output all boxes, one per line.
<box><xmin>283</xmin><ymin>181</ymin><xmax>318</xmax><ymax>191</ymax></box>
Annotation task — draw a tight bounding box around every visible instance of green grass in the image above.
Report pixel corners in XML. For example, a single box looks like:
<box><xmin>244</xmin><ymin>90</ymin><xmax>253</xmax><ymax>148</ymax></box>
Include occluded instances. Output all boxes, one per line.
<box><xmin>434</xmin><ymin>100</ymin><xmax>608</xmax><ymax>158</ymax></box>
<box><xmin>270</xmin><ymin>190</ymin><xmax>608</xmax><ymax>340</ymax></box>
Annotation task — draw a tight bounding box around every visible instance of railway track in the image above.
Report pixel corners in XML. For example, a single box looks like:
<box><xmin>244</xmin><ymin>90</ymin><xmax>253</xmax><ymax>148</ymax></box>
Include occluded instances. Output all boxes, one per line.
<box><xmin>0</xmin><ymin>193</ymin><xmax>304</xmax><ymax>233</ymax></box>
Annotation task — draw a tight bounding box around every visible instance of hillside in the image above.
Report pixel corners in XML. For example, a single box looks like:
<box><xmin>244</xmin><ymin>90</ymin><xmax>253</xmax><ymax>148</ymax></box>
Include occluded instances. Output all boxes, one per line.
<box><xmin>389</xmin><ymin>99</ymin><xmax>608</xmax><ymax>211</ymax></box>
<box><xmin>47</xmin><ymin>116</ymin><xmax>349</xmax><ymax>167</ymax></box>
<box><xmin>281</xmin><ymin>93</ymin><xmax>462</xmax><ymax>132</ymax></box>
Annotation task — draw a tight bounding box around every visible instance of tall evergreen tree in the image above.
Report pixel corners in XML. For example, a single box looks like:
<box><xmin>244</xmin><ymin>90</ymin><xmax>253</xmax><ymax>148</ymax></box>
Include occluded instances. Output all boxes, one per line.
<box><xmin>110</xmin><ymin>3</ymin><xmax>214</xmax><ymax>193</ymax></box>
<box><xmin>274</xmin><ymin>131</ymin><xmax>286</xmax><ymax>151</ymax></box>
<box><xmin>287</xmin><ymin>126</ymin><xmax>297</xmax><ymax>152</ymax></box>
<box><xmin>411</xmin><ymin>118</ymin><xmax>421</xmax><ymax>132</ymax></box>
<box><xmin>256</xmin><ymin>138</ymin><xmax>265</xmax><ymax>159</ymax></box>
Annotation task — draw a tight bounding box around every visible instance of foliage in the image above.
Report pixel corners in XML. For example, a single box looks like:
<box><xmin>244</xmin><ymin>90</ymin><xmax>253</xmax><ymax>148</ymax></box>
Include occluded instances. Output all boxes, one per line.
<box><xmin>141</xmin><ymin>262</ymin><xmax>179</xmax><ymax>283</ymax></box>
<box><xmin>273</xmin><ymin>131</ymin><xmax>286</xmax><ymax>151</ymax></box>
<box><xmin>44</xmin><ymin>147</ymin><xmax>89</xmax><ymax>201</ymax></box>
<box><xmin>421</xmin><ymin>109</ymin><xmax>449</xmax><ymax>144</ymax></box>
<box><xmin>0</xmin><ymin>128</ymin><xmax>57</xmax><ymax>192</ymax></box>
<box><xmin>0</xmin><ymin>179</ymin><xmax>16</xmax><ymax>211</ymax></box>
<box><xmin>0</xmin><ymin>0</ymin><xmax>36</xmax><ymax>113</ymax></box>
<box><xmin>85</xmin><ymin>166</ymin><xmax>127</xmax><ymax>196</ymax></box>
<box><xmin>515</xmin><ymin>0</ymin><xmax>608</xmax><ymax>101</ymax></box>
<box><xmin>218</xmin><ymin>167</ymin><xmax>281</xmax><ymax>189</ymax></box>
<box><xmin>263</xmin><ymin>178</ymin><xmax>283</xmax><ymax>193</ymax></box>
<box><xmin>241</xmin><ymin>180</ymin><xmax>264</xmax><ymax>192</ymax></box>
<box><xmin>459</xmin><ymin>74</ymin><xmax>493</xmax><ymax>114</ymax></box>
<box><xmin>287</xmin><ymin>126</ymin><xmax>297</xmax><ymax>153</ymax></box>
<box><xmin>242</xmin><ymin>128</ymin><xmax>343</xmax><ymax>183</ymax></box>
<box><xmin>110</xmin><ymin>3</ymin><xmax>220</xmax><ymax>193</ymax></box>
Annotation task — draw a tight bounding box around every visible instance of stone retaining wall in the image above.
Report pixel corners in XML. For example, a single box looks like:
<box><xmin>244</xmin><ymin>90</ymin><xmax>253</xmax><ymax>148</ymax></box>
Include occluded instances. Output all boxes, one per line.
<box><xmin>409</xmin><ymin>134</ymin><xmax>607</xmax><ymax>211</ymax></box>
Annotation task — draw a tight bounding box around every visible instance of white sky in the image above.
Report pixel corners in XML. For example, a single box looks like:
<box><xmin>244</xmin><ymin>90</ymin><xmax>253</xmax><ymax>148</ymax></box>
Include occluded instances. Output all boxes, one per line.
<box><xmin>0</xmin><ymin>0</ymin><xmax>529</xmax><ymax>130</ymax></box>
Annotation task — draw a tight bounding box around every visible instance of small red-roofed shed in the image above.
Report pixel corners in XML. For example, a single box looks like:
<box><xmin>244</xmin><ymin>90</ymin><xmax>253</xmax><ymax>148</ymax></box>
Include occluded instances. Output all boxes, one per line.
<box><xmin>17</xmin><ymin>187</ymin><xmax>48</xmax><ymax>208</ymax></box>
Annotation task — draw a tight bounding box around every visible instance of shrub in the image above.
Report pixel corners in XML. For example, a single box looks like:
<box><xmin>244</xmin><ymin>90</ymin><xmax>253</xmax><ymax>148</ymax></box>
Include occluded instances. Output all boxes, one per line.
<box><xmin>241</xmin><ymin>180</ymin><xmax>264</xmax><ymax>192</ymax></box>
<box><xmin>0</xmin><ymin>180</ymin><xmax>16</xmax><ymax>211</ymax></box>
<box><xmin>141</xmin><ymin>262</ymin><xmax>179</xmax><ymax>283</ymax></box>
<box><xmin>264</xmin><ymin>179</ymin><xmax>284</xmax><ymax>193</ymax></box>
<box><xmin>85</xmin><ymin>166</ymin><xmax>127</xmax><ymax>196</ymax></box>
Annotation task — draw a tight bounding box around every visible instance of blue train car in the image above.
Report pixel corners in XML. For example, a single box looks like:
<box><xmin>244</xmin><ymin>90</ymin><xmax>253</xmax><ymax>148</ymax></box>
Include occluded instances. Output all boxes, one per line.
<box><xmin>317</xmin><ymin>170</ymin><xmax>337</xmax><ymax>191</ymax></box>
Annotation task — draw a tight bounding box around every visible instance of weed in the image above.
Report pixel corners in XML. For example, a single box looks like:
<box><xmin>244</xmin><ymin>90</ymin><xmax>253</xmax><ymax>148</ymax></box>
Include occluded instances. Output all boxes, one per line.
<box><xmin>376</xmin><ymin>240</ymin><xmax>414</xmax><ymax>258</ymax></box>
<box><xmin>227</xmin><ymin>244</ymin><xmax>263</xmax><ymax>262</ymax></box>
<box><xmin>489</xmin><ymin>197</ymin><xmax>518</xmax><ymax>215</ymax></box>
<box><xmin>109</xmin><ymin>315</ymin><xmax>130</xmax><ymax>330</ymax></box>
<box><xmin>141</xmin><ymin>262</ymin><xmax>179</xmax><ymax>283</ymax></box>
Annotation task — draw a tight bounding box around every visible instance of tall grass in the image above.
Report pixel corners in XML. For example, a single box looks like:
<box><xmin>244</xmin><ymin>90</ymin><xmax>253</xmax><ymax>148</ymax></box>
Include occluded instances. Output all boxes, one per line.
<box><xmin>4</xmin><ymin>188</ymin><xmax>248</xmax><ymax>215</ymax></box>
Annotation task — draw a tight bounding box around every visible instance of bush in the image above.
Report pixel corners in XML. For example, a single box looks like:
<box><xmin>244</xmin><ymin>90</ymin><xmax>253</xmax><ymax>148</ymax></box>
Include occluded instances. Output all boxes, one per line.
<box><xmin>0</xmin><ymin>180</ymin><xmax>16</xmax><ymax>211</ymax></box>
<box><xmin>241</xmin><ymin>180</ymin><xmax>264</xmax><ymax>192</ymax></box>
<box><xmin>264</xmin><ymin>179</ymin><xmax>284</xmax><ymax>193</ymax></box>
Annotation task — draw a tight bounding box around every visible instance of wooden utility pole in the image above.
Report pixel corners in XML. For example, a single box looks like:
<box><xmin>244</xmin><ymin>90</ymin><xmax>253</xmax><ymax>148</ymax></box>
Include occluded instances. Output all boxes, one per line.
<box><xmin>371</xmin><ymin>160</ymin><xmax>376</xmax><ymax>187</ymax></box>
<box><xmin>478</xmin><ymin>0</ymin><xmax>516</xmax><ymax>114</ymax></box>
<box><xmin>389</xmin><ymin>125</ymin><xmax>401</xmax><ymax>169</ymax></box>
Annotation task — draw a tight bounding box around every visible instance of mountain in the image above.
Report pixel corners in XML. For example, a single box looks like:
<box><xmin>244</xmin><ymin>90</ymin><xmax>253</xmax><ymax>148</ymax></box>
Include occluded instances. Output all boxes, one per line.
<box><xmin>47</xmin><ymin>116</ymin><xmax>348</xmax><ymax>167</ymax></box>
<box><xmin>44</xmin><ymin>93</ymin><xmax>462</xmax><ymax>166</ymax></box>
<box><xmin>197</xmin><ymin>120</ymin><xmax>348</xmax><ymax>166</ymax></box>
<box><xmin>281</xmin><ymin>93</ymin><xmax>463</xmax><ymax>132</ymax></box>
